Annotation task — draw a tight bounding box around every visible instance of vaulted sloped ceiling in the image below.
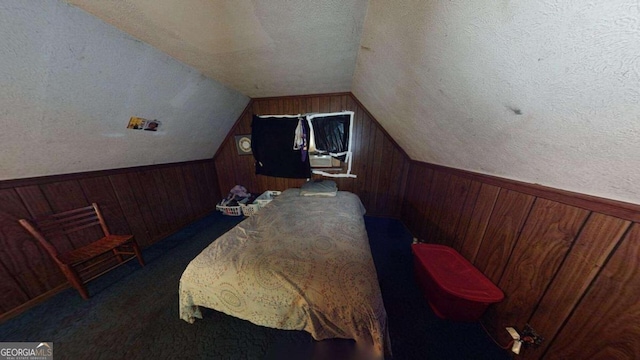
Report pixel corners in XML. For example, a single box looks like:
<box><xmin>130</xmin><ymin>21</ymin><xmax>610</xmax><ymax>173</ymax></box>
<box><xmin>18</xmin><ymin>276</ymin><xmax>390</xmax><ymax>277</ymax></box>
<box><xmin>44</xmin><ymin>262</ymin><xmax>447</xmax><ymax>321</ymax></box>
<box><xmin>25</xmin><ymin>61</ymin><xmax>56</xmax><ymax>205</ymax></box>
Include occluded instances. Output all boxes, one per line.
<box><xmin>5</xmin><ymin>1</ymin><xmax>640</xmax><ymax>206</ymax></box>
<box><xmin>65</xmin><ymin>0</ymin><xmax>369</xmax><ymax>97</ymax></box>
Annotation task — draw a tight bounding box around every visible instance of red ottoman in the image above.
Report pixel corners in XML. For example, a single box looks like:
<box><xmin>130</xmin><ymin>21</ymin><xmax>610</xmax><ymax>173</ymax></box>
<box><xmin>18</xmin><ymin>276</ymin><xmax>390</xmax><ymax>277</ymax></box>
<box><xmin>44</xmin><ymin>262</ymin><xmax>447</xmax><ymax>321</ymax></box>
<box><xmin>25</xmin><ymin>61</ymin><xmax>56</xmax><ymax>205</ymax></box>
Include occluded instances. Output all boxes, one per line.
<box><xmin>411</xmin><ymin>243</ymin><xmax>504</xmax><ymax>322</ymax></box>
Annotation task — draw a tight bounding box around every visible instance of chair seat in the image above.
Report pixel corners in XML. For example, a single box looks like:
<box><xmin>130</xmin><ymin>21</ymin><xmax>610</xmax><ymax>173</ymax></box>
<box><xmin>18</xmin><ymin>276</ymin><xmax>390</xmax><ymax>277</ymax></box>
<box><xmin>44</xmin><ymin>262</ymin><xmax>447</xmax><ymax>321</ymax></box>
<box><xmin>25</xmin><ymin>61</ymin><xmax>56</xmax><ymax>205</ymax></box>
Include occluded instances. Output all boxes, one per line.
<box><xmin>61</xmin><ymin>234</ymin><xmax>134</xmax><ymax>265</ymax></box>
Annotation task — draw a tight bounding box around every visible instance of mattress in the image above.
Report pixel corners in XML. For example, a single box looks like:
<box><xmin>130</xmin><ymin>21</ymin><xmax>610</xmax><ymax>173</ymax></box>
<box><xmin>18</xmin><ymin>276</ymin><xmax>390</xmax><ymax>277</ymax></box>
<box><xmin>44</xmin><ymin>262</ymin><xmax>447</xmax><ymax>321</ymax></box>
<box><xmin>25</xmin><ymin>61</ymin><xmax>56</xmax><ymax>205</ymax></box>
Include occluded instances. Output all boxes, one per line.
<box><xmin>179</xmin><ymin>189</ymin><xmax>389</xmax><ymax>358</ymax></box>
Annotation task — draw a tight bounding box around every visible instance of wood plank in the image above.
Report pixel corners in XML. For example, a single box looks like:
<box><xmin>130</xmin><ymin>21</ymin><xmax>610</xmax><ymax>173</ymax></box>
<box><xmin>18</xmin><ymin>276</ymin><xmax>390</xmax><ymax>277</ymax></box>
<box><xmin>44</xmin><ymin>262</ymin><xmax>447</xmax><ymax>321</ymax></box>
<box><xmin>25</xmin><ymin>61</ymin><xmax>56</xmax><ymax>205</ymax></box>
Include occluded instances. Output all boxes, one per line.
<box><xmin>203</xmin><ymin>162</ymin><xmax>222</xmax><ymax>210</ymax></box>
<box><xmin>544</xmin><ymin>223</ymin><xmax>640</xmax><ymax>359</ymax></box>
<box><xmin>108</xmin><ymin>173</ymin><xmax>152</xmax><ymax>247</ymax></box>
<box><xmin>369</xmin><ymin>127</ymin><xmax>387</xmax><ymax>215</ymax></box>
<box><xmin>136</xmin><ymin>170</ymin><xmax>172</xmax><ymax>236</ymax></box>
<box><xmin>0</xmin><ymin>189</ymin><xmax>65</xmax><ymax>297</ymax></box>
<box><xmin>523</xmin><ymin>213</ymin><xmax>631</xmax><ymax>359</ymax></box>
<box><xmin>361</xmin><ymin>112</ymin><xmax>379</xmax><ymax>213</ymax></box>
<box><xmin>160</xmin><ymin>167</ymin><xmax>191</xmax><ymax>227</ymax></box>
<box><xmin>432</xmin><ymin>174</ymin><xmax>472</xmax><ymax>245</ymax></box>
<box><xmin>486</xmin><ymin>199</ymin><xmax>590</xmax><ymax>346</ymax></box>
<box><xmin>415</xmin><ymin>161</ymin><xmax>640</xmax><ymax>223</ymax></box>
<box><xmin>14</xmin><ymin>185</ymin><xmax>54</xmax><ymax>218</ymax></box>
<box><xmin>385</xmin><ymin>148</ymin><xmax>408</xmax><ymax>217</ymax></box>
<box><xmin>0</xmin><ymin>260</ymin><xmax>30</xmax><ymax>312</ymax></box>
<box><xmin>415</xmin><ymin>165</ymin><xmax>436</xmax><ymax>239</ymax></box>
<box><xmin>451</xmin><ymin>180</ymin><xmax>482</xmax><ymax>252</ymax></box>
<box><xmin>126</xmin><ymin>172</ymin><xmax>160</xmax><ymax>241</ymax></box>
<box><xmin>79</xmin><ymin>176</ymin><xmax>131</xmax><ymax>235</ymax></box>
<box><xmin>420</xmin><ymin>171</ymin><xmax>451</xmax><ymax>242</ymax></box>
<box><xmin>473</xmin><ymin>189</ymin><xmax>535</xmax><ymax>281</ymax></box>
<box><xmin>181</xmin><ymin>164</ymin><xmax>206</xmax><ymax>218</ymax></box>
<box><xmin>459</xmin><ymin>183</ymin><xmax>500</xmax><ymax>263</ymax></box>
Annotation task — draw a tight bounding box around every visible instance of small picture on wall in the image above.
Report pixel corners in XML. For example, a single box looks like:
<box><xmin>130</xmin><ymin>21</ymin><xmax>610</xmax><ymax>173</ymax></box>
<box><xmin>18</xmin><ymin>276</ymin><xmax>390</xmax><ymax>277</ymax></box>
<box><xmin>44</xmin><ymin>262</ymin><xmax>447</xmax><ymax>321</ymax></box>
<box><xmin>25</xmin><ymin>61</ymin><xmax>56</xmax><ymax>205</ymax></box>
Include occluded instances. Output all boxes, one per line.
<box><xmin>235</xmin><ymin>135</ymin><xmax>252</xmax><ymax>155</ymax></box>
<box><xmin>127</xmin><ymin>117</ymin><xmax>161</xmax><ymax>131</ymax></box>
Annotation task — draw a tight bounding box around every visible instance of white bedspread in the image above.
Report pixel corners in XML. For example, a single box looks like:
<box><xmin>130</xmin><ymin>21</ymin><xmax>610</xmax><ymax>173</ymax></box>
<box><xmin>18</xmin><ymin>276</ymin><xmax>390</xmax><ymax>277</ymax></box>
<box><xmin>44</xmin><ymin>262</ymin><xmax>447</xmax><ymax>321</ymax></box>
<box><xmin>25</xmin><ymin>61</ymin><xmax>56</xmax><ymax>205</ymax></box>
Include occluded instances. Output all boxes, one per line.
<box><xmin>179</xmin><ymin>189</ymin><xmax>389</xmax><ymax>358</ymax></box>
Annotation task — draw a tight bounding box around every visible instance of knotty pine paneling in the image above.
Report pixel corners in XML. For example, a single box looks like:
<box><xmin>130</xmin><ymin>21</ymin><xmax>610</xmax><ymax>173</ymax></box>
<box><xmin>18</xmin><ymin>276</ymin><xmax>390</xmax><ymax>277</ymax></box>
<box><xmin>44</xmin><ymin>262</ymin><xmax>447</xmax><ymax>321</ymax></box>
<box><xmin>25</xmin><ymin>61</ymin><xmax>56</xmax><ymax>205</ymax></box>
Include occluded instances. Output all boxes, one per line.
<box><xmin>402</xmin><ymin>160</ymin><xmax>640</xmax><ymax>359</ymax></box>
<box><xmin>0</xmin><ymin>160</ymin><xmax>221</xmax><ymax>321</ymax></box>
<box><xmin>213</xmin><ymin>93</ymin><xmax>410</xmax><ymax>217</ymax></box>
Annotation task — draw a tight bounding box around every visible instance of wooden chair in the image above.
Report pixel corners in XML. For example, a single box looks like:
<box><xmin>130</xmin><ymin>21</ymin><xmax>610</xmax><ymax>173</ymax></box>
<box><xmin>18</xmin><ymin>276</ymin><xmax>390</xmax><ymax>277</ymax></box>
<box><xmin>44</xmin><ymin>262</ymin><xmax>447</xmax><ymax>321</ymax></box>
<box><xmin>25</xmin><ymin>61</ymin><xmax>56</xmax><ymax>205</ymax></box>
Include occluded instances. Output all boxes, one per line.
<box><xmin>19</xmin><ymin>203</ymin><xmax>145</xmax><ymax>299</ymax></box>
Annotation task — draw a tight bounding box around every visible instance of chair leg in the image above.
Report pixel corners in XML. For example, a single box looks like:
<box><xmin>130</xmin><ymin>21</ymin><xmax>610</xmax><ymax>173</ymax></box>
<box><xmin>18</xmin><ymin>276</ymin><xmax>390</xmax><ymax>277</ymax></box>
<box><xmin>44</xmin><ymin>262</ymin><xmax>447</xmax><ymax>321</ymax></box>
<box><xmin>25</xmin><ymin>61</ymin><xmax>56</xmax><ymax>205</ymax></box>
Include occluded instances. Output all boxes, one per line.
<box><xmin>61</xmin><ymin>264</ymin><xmax>89</xmax><ymax>300</ymax></box>
<box><xmin>131</xmin><ymin>240</ymin><xmax>145</xmax><ymax>267</ymax></box>
<box><xmin>112</xmin><ymin>249</ymin><xmax>124</xmax><ymax>263</ymax></box>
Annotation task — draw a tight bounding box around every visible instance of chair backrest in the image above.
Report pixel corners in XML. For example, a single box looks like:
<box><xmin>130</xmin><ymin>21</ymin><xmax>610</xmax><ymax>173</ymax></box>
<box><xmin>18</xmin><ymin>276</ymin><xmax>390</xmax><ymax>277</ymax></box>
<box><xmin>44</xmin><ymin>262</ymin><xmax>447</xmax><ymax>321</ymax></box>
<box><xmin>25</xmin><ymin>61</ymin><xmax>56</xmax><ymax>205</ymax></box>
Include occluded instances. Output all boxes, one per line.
<box><xmin>19</xmin><ymin>203</ymin><xmax>110</xmax><ymax>263</ymax></box>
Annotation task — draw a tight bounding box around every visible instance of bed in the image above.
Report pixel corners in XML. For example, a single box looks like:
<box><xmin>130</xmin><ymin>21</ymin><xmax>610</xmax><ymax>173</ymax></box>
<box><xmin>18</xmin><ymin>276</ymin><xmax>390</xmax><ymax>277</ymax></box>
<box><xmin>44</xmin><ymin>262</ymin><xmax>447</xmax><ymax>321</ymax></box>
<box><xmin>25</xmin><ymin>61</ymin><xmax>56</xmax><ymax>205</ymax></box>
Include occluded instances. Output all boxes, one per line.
<box><xmin>179</xmin><ymin>188</ymin><xmax>389</xmax><ymax>358</ymax></box>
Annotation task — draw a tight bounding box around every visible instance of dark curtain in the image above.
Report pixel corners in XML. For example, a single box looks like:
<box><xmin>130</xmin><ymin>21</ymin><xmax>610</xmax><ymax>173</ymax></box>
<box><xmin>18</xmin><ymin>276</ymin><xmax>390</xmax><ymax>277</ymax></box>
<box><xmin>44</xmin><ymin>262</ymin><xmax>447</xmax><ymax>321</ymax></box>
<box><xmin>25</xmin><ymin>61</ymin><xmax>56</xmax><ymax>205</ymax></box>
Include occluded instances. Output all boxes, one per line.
<box><xmin>251</xmin><ymin>115</ymin><xmax>311</xmax><ymax>179</ymax></box>
<box><xmin>311</xmin><ymin>114</ymin><xmax>350</xmax><ymax>162</ymax></box>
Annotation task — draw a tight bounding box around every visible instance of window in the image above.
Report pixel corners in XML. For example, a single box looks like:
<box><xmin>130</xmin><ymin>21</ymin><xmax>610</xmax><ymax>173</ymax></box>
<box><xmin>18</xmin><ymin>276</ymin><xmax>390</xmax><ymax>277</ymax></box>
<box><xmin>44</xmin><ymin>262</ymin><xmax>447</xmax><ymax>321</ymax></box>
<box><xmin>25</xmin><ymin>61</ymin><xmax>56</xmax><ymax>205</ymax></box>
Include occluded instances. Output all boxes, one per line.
<box><xmin>252</xmin><ymin>111</ymin><xmax>356</xmax><ymax>179</ymax></box>
<box><xmin>307</xmin><ymin>111</ymin><xmax>355</xmax><ymax>178</ymax></box>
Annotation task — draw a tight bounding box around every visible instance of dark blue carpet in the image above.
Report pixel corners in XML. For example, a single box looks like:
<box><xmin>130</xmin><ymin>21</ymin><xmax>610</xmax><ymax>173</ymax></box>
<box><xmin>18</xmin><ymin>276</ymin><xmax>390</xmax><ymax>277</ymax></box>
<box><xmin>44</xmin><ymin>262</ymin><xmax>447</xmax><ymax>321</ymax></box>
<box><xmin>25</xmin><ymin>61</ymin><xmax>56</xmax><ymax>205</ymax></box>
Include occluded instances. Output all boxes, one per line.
<box><xmin>0</xmin><ymin>212</ymin><xmax>509</xmax><ymax>359</ymax></box>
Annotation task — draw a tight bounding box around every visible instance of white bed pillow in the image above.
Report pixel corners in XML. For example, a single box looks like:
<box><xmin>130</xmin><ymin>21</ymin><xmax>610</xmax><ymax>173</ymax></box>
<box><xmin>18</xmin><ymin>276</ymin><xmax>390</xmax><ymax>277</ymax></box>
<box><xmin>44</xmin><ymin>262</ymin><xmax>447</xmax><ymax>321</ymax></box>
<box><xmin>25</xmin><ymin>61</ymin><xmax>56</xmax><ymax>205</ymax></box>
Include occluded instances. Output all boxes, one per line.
<box><xmin>300</xmin><ymin>180</ymin><xmax>338</xmax><ymax>197</ymax></box>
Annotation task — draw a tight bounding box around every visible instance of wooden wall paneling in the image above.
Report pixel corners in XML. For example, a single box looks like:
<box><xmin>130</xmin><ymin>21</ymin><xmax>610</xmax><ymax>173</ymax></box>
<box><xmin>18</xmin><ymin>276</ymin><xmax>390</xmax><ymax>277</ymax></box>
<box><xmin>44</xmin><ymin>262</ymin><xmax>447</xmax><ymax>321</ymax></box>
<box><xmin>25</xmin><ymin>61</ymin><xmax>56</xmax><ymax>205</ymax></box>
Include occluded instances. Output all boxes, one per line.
<box><xmin>79</xmin><ymin>176</ymin><xmax>131</xmax><ymax>235</ymax></box>
<box><xmin>175</xmin><ymin>167</ymin><xmax>196</xmax><ymax>221</ymax></box>
<box><xmin>180</xmin><ymin>164</ymin><xmax>206</xmax><ymax>218</ymax></box>
<box><xmin>152</xmin><ymin>168</ymin><xmax>181</xmax><ymax>231</ymax></box>
<box><xmin>310</xmin><ymin>96</ymin><xmax>320</xmax><ymax>112</ymax></box>
<box><xmin>400</xmin><ymin>162</ymin><xmax>420</xmax><ymax>231</ymax></box>
<box><xmin>40</xmin><ymin>180</ymin><xmax>89</xmax><ymax>213</ymax></box>
<box><xmin>386</xmin><ymin>148</ymin><xmax>410</xmax><ymax>217</ymax></box>
<box><xmin>159</xmin><ymin>167</ymin><xmax>191</xmax><ymax>227</ymax></box>
<box><xmin>450</xmin><ymin>180</ymin><xmax>482</xmax><ymax>252</ymax></box>
<box><xmin>355</xmin><ymin>107</ymin><xmax>373</xmax><ymax>207</ymax></box>
<box><xmin>544</xmin><ymin>223</ymin><xmax>640</xmax><ymax>359</ymax></box>
<box><xmin>0</xmin><ymin>189</ymin><xmax>63</xmax><ymax>299</ymax></box>
<box><xmin>125</xmin><ymin>172</ymin><xmax>160</xmax><ymax>242</ymax></box>
<box><xmin>400</xmin><ymin>164</ymin><xmax>419</xmax><ymax>230</ymax></box>
<box><xmin>370</xmin><ymin>127</ymin><xmax>390</xmax><ymax>215</ymax></box>
<box><xmin>485</xmin><ymin>199</ymin><xmax>590</xmax><ymax>346</ymax></box>
<box><xmin>0</xmin><ymin>160</ymin><xmax>228</xmax><ymax>320</ymax></box>
<box><xmin>217</xmin><ymin>94</ymin><xmax>408</xmax><ymax>218</ymax></box>
<box><xmin>347</xmin><ymin>97</ymin><xmax>365</xmax><ymax>195</ymax></box>
<box><xmin>107</xmin><ymin>173</ymin><xmax>152</xmax><ymax>247</ymax></box>
<box><xmin>215</xmin><ymin>138</ymin><xmax>238</xmax><ymax>197</ymax></box>
<box><xmin>136</xmin><ymin>170</ymin><xmax>172</xmax><ymax>237</ymax></box>
<box><xmin>365</xmin><ymin>116</ymin><xmax>384</xmax><ymax>213</ymax></box>
<box><xmin>431</xmin><ymin>174</ymin><xmax>472</xmax><ymax>245</ymax></box>
<box><xmin>458</xmin><ymin>183</ymin><xmax>500</xmax><ymax>263</ymax></box>
<box><xmin>473</xmin><ymin>189</ymin><xmax>535</xmax><ymax>281</ymax></box>
<box><xmin>403</xmin><ymin>165</ymin><xmax>435</xmax><ymax>238</ymax></box>
<box><xmin>417</xmin><ymin>161</ymin><xmax>640</xmax><ymax>223</ymax></box>
<box><xmin>14</xmin><ymin>185</ymin><xmax>76</xmax><ymax>255</ymax></box>
<box><xmin>14</xmin><ymin>185</ymin><xmax>54</xmax><ymax>219</ymax></box>
<box><xmin>420</xmin><ymin>171</ymin><xmax>451</xmax><ymax>242</ymax></box>
<box><xmin>522</xmin><ymin>213</ymin><xmax>631</xmax><ymax>359</ymax></box>
<box><xmin>40</xmin><ymin>180</ymin><xmax>102</xmax><ymax>249</ymax></box>
<box><xmin>0</xmin><ymin>211</ymin><xmax>49</xmax><ymax>300</ymax></box>
<box><xmin>202</xmin><ymin>161</ymin><xmax>222</xmax><ymax>208</ymax></box>
<box><xmin>268</xmin><ymin>99</ymin><xmax>282</xmax><ymax>114</ymax></box>
<box><xmin>0</xmin><ymin>261</ymin><xmax>29</xmax><ymax>313</ymax></box>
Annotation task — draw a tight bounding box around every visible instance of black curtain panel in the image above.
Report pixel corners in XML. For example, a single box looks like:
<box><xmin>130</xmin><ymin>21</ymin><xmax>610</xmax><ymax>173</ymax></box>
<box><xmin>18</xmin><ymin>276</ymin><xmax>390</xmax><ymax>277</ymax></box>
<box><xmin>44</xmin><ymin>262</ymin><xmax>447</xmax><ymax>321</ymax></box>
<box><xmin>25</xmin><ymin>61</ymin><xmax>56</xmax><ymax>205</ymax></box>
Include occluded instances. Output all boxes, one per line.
<box><xmin>311</xmin><ymin>114</ymin><xmax>350</xmax><ymax>162</ymax></box>
<box><xmin>251</xmin><ymin>115</ymin><xmax>311</xmax><ymax>179</ymax></box>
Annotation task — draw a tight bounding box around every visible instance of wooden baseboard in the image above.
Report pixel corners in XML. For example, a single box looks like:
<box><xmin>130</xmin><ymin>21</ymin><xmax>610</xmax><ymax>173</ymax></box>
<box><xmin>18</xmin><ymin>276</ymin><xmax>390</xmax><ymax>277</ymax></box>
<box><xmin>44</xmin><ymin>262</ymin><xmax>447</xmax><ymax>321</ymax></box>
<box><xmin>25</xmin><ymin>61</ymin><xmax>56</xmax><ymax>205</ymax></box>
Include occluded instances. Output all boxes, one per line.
<box><xmin>0</xmin><ymin>283</ymin><xmax>70</xmax><ymax>324</ymax></box>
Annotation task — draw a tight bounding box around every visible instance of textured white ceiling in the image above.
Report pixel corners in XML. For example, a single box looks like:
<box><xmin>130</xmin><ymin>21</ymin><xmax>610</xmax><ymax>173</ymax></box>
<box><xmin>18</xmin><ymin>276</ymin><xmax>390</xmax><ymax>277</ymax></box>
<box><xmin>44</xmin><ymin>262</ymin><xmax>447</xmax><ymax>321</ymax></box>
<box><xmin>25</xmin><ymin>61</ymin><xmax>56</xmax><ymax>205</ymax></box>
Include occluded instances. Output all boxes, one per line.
<box><xmin>353</xmin><ymin>0</ymin><xmax>640</xmax><ymax>205</ymax></box>
<box><xmin>12</xmin><ymin>0</ymin><xmax>640</xmax><ymax>206</ymax></box>
<box><xmin>65</xmin><ymin>0</ymin><xmax>369</xmax><ymax>98</ymax></box>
